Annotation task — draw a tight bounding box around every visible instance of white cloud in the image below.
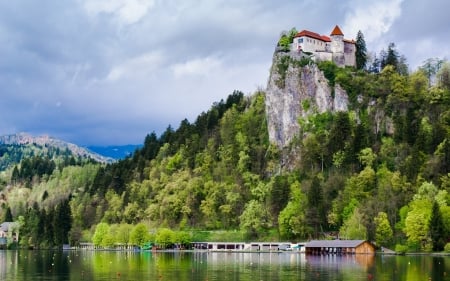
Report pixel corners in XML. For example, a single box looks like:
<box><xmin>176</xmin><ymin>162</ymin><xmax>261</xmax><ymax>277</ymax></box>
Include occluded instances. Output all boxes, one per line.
<box><xmin>106</xmin><ymin>51</ymin><xmax>165</xmax><ymax>81</ymax></box>
<box><xmin>343</xmin><ymin>0</ymin><xmax>404</xmax><ymax>42</ymax></box>
<box><xmin>82</xmin><ymin>0</ymin><xmax>154</xmax><ymax>25</ymax></box>
<box><xmin>171</xmin><ymin>57</ymin><xmax>223</xmax><ymax>78</ymax></box>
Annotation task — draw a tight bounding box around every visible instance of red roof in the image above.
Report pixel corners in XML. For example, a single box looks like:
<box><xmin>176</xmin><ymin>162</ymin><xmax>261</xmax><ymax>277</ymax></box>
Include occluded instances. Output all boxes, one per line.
<box><xmin>343</xmin><ymin>39</ymin><xmax>355</xmax><ymax>44</ymax></box>
<box><xmin>321</xmin><ymin>35</ymin><xmax>331</xmax><ymax>42</ymax></box>
<box><xmin>330</xmin><ymin>25</ymin><xmax>344</xmax><ymax>36</ymax></box>
<box><xmin>294</xmin><ymin>30</ymin><xmax>331</xmax><ymax>42</ymax></box>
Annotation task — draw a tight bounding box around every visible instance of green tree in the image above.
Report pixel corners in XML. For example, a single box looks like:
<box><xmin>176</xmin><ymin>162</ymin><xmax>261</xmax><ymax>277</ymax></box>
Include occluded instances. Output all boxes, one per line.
<box><xmin>239</xmin><ymin>200</ymin><xmax>270</xmax><ymax>239</ymax></box>
<box><xmin>358</xmin><ymin>148</ymin><xmax>376</xmax><ymax>168</ymax></box>
<box><xmin>420</xmin><ymin>58</ymin><xmax>444</xmax><ymax>86</ymax></box>
<box><xmin>429</xmin><ymin>201</ymin><xmax>446</xmax><ymax>251</ymax></box>
<box><xmin>92</xmin><ymin>222</ymin><xmax>110</xmax><ymax>246</ymax></box>
<box><xmin>339</xmin><ymin>207</ymin><xmax>367</xmax><ymax>240</ymax></box>
<box><xmin>53</xmin><ymin>199</ymin><xmax>72</xmax><ymax>245</ymax></box>
<box><xmin>4</xmin><ymin>206</ymin><xmax>13</xmax><ymax>221</ymax></box>
<box><xmin>404</xmin><ymin>199</ymin><xmax>432</xmax><ymax>251</ymax></box>
<box><xmin>385</xmin><ymin>43</ymin><xmax>399</xmax><ymax>70</ymax></box>
<box><xmin>306</xmin><ymin>175</ymin><xmax>326</xmax><ymax>237</ymax></box>
<box><xmin>437</xmin><ymin>61</ymin><xmax>450</xmax><ymax>90</ymax></box>
<box><xmin>130</xmin><ymin>223</ymin><xmax>150</xmax><ymax>247</ymax></box>
<box><xmin>155</xmin><ymin>228</ymin><xmax>175</xmax><ymax>249</ymax></box>
<box><xmin>278</xmin><ymin>181</ymin><xmax>309</xmax><ymax>239</ymax></box>
<box><xmin>374</xmin><ymin>212</ymin><xmax>393</xmax><ymax>247</ymax></box>
<box><xmin>355</xmin><ymin>30</ymin><xmax>367</xmax><ymax>70</ymax></box>
<box><xmin>268</xmin><ymin>175</ymin><xmax>290</xmax><ymax>225</ymax></box>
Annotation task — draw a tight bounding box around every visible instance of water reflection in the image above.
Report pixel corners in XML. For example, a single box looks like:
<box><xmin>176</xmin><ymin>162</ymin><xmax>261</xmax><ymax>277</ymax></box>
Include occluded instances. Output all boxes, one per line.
<box><xmin>0</xmin><ymin>250</ymin><xmax>449</xmax><ymax>281</ymax></box>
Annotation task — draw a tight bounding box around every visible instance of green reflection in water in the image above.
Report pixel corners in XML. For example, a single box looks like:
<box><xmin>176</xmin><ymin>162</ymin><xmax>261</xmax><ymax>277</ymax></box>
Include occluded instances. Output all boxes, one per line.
<box><xmin>0</xmin><ymin>250</ymin><xmax>449</xmax><ymax>281</ymax></box>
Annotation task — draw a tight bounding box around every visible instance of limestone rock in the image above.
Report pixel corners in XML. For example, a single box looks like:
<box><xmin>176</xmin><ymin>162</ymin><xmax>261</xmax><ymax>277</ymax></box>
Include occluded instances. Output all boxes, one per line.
<box><xmin>265</xmin><ymin>52</ymin><xmax>349</xmax><ymax>148</ymax></box>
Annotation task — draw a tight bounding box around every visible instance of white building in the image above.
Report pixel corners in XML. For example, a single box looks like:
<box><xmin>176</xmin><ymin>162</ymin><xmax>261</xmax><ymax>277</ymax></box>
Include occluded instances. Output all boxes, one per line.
<box><xmin>291</xmin><ymin>25</ymin><xmax>355</xmax><ymax>67</ymax></box>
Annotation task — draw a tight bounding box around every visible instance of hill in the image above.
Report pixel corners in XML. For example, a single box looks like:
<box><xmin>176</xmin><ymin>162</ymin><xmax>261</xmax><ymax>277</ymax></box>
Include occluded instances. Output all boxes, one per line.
<box><xmin>1</xmin><ymin>35</ymin><xmax>449</xmax><ymax>251</ymax></box>
<box><xmin>0</xmin><ymin>133</ymin><xmax>114</xmax><ymax>170</ymax></box>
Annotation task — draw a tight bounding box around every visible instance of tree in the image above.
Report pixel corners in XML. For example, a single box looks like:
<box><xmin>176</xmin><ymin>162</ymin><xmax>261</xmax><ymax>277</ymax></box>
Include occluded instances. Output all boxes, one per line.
<box><xmin>53</xmin><ymin>199</ymin><xmax>72</xmax><ymax>245</ymax></box>
<box><xmin>429</xmin><ymin>201</ymin><xmax>446</xmax><ymax>251</ymax></box>
<box><xmin>155</xmin><ymin>228</ymin><xmax>175</xmax><ymax>249</ymax></box>
<box><xmin>268</xmin><ymin>175</ymin><xmax>290</xmax><ymax>224</ymax></box>
<box><xmin>339</xmin><ymin>207</ymin><xmax>367</xmax><ymax>240</ymax></box>
<box><xmin>420</xmin><ymin>58</ymin><xmax>444</xmax><ymax>86</ymax></box>
<box><xmin>4</xmin><ymin>206</ymin><xmax>13</xmax><ymax>222</ymax></box>
<box><xmin>92</xmin><ymin>222</ymin><xmax>110</xmax><ymax>246</ymax></box>
<box><xmin>385</xmin><ymin>43</ymin><xmax>399</xmax><ymax>70</ymax></box>
<box><xmin>306</xmin><ymin>175</ymin><xmax>325</xmax><ymax>237</ymax></box>
<box><xmin>130</xmin><ymin>223</ymin><xmax>150</xmax><ymax>247</ymax></box>
<box><xmin>278</xmin><ymin>181</ymin><xmax>309</xmax><ymax>239</ymax></box>
<box><xmin>437</xmin><ymin>61</ymin><xmax>450</xmax><ymax>90</ymax></box>
<box><xmin>355</xmin><ymin>30</ymin><xmax>367</xmax><ymax>70</ymax></box>
<box><xmin>404</xmin><ymin>199</ymin><xmax>432</xmax><ymax>250</ymax></box>
<box><xmin>239</xmin><ymin>200</ymin><xmax>270</xmax><ymax>239</ymax></box>
<box><xmin>374</xmin><ymin>212</ymin><xmax>393</xmax><ymax>247</ymax></box>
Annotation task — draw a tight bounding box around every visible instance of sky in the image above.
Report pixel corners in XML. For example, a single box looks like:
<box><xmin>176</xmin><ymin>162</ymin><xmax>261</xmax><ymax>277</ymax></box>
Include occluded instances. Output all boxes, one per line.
<box><xmin>0</xmin><ymin>0</ymin><xmax>448</xmax><ymax>146</ymax></box>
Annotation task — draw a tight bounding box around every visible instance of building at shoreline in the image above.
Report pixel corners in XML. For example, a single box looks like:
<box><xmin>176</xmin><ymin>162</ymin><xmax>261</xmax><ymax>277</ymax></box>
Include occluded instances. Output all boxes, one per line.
<box><xmin>291</xmin><ymin>25</ymin><xmax>356</xmax><ymax>67</ymax></box>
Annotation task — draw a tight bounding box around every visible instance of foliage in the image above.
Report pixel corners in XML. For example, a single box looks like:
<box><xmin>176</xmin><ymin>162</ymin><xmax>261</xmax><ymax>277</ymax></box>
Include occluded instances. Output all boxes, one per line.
<box><xmin>445</xmin><ymin>243</ymin><xmax>450</xmax><ymax>252</ymax></box>
<box><xmin>275</xmin><ymin>55</ymin><xmax>291</xmax><ymax>88</ymax></box>
<box><xmin>404</xmin><ymin>199</ymin><xmax>432</xmax><ymax>251</ymax></box>
<box><xmin>1</xmin><ymin>40</ymin><xmax>450</xmax><ymax>252</ymax></box>
<box><xmin>339</xmin><ymin>208</ymin><xmax>367</xmax><ymax>240</ymax></box>
<box><xmin>130</xmin><ymin>223</ymin><xmax>151</xmax><ymax>246</ymax></box>
<box><xmin>239</xmin><ymin>200</ymin><xmax>270</xmax><ymax>240</ymax></box>
<box><xmin>278</xmin><ymin>181</ymin><xmax>309</xmax><ymax>239</ymax></box>
<box><xmin>429</xmin><ymin>201</ymin><xmax>446</xmax><ymax>251</ymax></box>
<box><xmin>155</xmin><ymin>228</ymin><xmax>175</xmax><ymax>248</ymax></box>
<box><xmin>92</xmin><ymin>223</ymin><xmax>110</xmax><ymax>247</ymax></box>
<box><xmin>277</xmin><ymin>28</ymin><xmax>297</xmax><ymax>52</ymax></box>
<box><xmin>395</xmin><ymin>244</ymin><xmax>409</xmax><ymax>254</ymax></box>
<box><xmin>374</xmin><ymin>212</ymin><xmax>393</xmax><ymax>247</ymax></box>
<box><xmin>355</xmin><ymin>30</ymin><xmax>367</xmax><ymax>70</ymax></box>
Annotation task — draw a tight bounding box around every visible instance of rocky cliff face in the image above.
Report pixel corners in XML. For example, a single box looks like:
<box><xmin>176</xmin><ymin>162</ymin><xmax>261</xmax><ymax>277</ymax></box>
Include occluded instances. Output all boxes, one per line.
<box><xmin>265</xmin><ymin>52</ymin><xmax>349</xmax><ymax>148</ymax></box>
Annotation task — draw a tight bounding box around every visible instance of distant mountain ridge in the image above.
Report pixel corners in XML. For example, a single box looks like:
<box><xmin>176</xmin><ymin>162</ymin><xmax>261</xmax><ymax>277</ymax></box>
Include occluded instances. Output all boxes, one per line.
<box><xmin>0</xmin><ymin>133</ymin><xmax>114</xmax><ymax>164</ymax></box>
<box><xmin>87</xmin><ymin>145</ymin><xmax>141</xmax><ymax>160</ymax></box>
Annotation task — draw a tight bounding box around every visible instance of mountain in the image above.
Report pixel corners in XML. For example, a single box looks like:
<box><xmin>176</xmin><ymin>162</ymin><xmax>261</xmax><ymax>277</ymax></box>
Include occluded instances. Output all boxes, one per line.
<box><xmin>0</xmin><ymin>133</ymin><xmax>114</xmax><ymax>169</ymax></box>
<box><xmin>87</xmin><ymin>145</ymin><xmax>141</xmax><ymax>160</ymax></box>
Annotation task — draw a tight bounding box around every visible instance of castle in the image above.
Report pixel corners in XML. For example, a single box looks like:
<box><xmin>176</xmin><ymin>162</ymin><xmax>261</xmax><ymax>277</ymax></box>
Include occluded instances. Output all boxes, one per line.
<box><xmin>291</xmin><ymin>25</ymin><xmax>355</xmax><ymax>67</ymax></box>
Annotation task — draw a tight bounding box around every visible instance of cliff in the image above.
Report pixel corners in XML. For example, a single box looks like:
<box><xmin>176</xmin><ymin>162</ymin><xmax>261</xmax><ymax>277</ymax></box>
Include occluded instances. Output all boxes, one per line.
<box><xmin>265</xmin><ymin>52</ymin><xmax>349</xmax><ymax>148</ymax></box>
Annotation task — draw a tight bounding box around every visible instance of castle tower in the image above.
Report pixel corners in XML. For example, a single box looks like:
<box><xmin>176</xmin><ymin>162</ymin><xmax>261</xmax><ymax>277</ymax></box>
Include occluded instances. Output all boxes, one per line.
<box><xmin>330</xmin><ymin>25</ymin><xmax>345</xmax><ymax>66</ymax></box>
<box><xmin>330</xmin><ymin>25</ymin><xmax>344</xmax><ymax>53</ymax></box>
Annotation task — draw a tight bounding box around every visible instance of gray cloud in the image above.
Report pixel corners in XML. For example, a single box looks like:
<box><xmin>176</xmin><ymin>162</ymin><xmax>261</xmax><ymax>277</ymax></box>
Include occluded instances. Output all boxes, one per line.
<box><xmin>0</xmin><ymin>0</ymin><xmax>448</xmax><ymax>145</ymax></box>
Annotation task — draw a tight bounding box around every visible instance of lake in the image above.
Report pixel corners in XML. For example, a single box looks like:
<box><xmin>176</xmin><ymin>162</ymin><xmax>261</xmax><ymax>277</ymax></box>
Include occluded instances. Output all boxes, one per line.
<box><xmin>0</xmin><ymin>250</ymin><xmax>449</xmax><ymax>280</ymax></box>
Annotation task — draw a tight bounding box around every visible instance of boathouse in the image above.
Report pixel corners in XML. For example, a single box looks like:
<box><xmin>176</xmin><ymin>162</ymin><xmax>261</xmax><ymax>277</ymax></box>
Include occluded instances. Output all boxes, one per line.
<box><xmin>305</xmin><ymin>240</ymin><xmax>375</xmax><ymax>255</ymax></box>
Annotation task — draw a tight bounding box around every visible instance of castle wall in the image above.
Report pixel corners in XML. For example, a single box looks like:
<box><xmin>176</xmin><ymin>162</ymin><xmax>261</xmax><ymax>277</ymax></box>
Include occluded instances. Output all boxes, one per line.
<box><xmin>343</xmin><ymin>42</ymin><xmax>356</xmax><ymax>67</ymax></box>
<box><xmin>292</xmin><ymin>37</ymin><xmax>327</xmax><ymax>53</ymax></box>
<box><xmin>314</xmin><ymin>52</ymin><xmax>332</xmax><ymax>62</ymax></box>
<box><xmin>344</xmin><ymin>52</ymin><xmax>355</xmax><ymax>67</ymax></box>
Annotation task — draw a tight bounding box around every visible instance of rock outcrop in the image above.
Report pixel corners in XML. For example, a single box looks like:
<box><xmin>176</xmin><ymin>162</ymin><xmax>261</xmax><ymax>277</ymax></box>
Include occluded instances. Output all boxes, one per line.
<box><xmin>265</xmin><ymin>52</ymin><xmax>349</xmax><ymax>148</ymax></box>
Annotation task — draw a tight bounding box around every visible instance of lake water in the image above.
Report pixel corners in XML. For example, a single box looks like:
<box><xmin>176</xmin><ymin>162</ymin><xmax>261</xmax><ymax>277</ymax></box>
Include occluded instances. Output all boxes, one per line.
<box><xmin>0</xmin><ymin>250</ymin><xmax>449</xmax><ymax>281</ymax></box>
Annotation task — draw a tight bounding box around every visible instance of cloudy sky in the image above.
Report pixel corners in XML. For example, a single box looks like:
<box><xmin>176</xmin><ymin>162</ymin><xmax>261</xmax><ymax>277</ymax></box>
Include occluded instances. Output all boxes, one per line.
<box><xmin>0</xmin><ymin>0</ymin><xmax>448</xmax><ymax>146</ymax></box>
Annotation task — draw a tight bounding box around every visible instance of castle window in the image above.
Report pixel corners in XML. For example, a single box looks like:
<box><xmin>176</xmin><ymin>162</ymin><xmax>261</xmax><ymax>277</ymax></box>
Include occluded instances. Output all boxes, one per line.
<box><xmin>298</xmin><ymin>38</ymin><xmax>303</xmax><ymax>43</ymax></box>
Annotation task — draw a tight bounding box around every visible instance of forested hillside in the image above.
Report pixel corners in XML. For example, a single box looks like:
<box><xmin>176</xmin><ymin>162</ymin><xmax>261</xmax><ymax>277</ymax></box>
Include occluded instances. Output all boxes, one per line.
<box><xmin>1</xmin><ymin>40</ymin><xmax>449</xmax><ymax>252</ymax></box>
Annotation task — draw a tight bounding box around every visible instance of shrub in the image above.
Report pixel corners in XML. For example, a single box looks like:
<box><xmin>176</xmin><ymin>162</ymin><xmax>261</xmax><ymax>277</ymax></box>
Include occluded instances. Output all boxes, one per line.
<box><xmin>395</xmin><ymin>244</ymin><xmax>408</xmax><ymax>254</ymax></box>
<box><xmin>444</xmin><ymin>243</ymin><xmax>450</xmax><ymax>252</ymax></box>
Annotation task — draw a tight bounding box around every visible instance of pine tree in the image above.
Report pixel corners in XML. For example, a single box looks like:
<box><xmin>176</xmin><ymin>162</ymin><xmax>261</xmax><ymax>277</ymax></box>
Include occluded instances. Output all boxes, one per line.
<box><xmin>4</xmin><ymin>206</ymin><xmax>13</xmax><ymax>222</ymax></box>
<box><xmin>386</xmin><ymin>43</ymin><xmax>399</xmax><ymax>70</ymax></box>
<box><xmin>429</xmin><ymin>201</ymin><xmax>446</xmax><ymax>251</ymax></box>
<box><xmin>53</xmin><ymin>199</ymin><xmax>72</xmax><ymax>245</ymax></box>
<box><xmin>355</xmin><ymin>30</ymin><xmax>367</xmax><ymax>70</ymax></box>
